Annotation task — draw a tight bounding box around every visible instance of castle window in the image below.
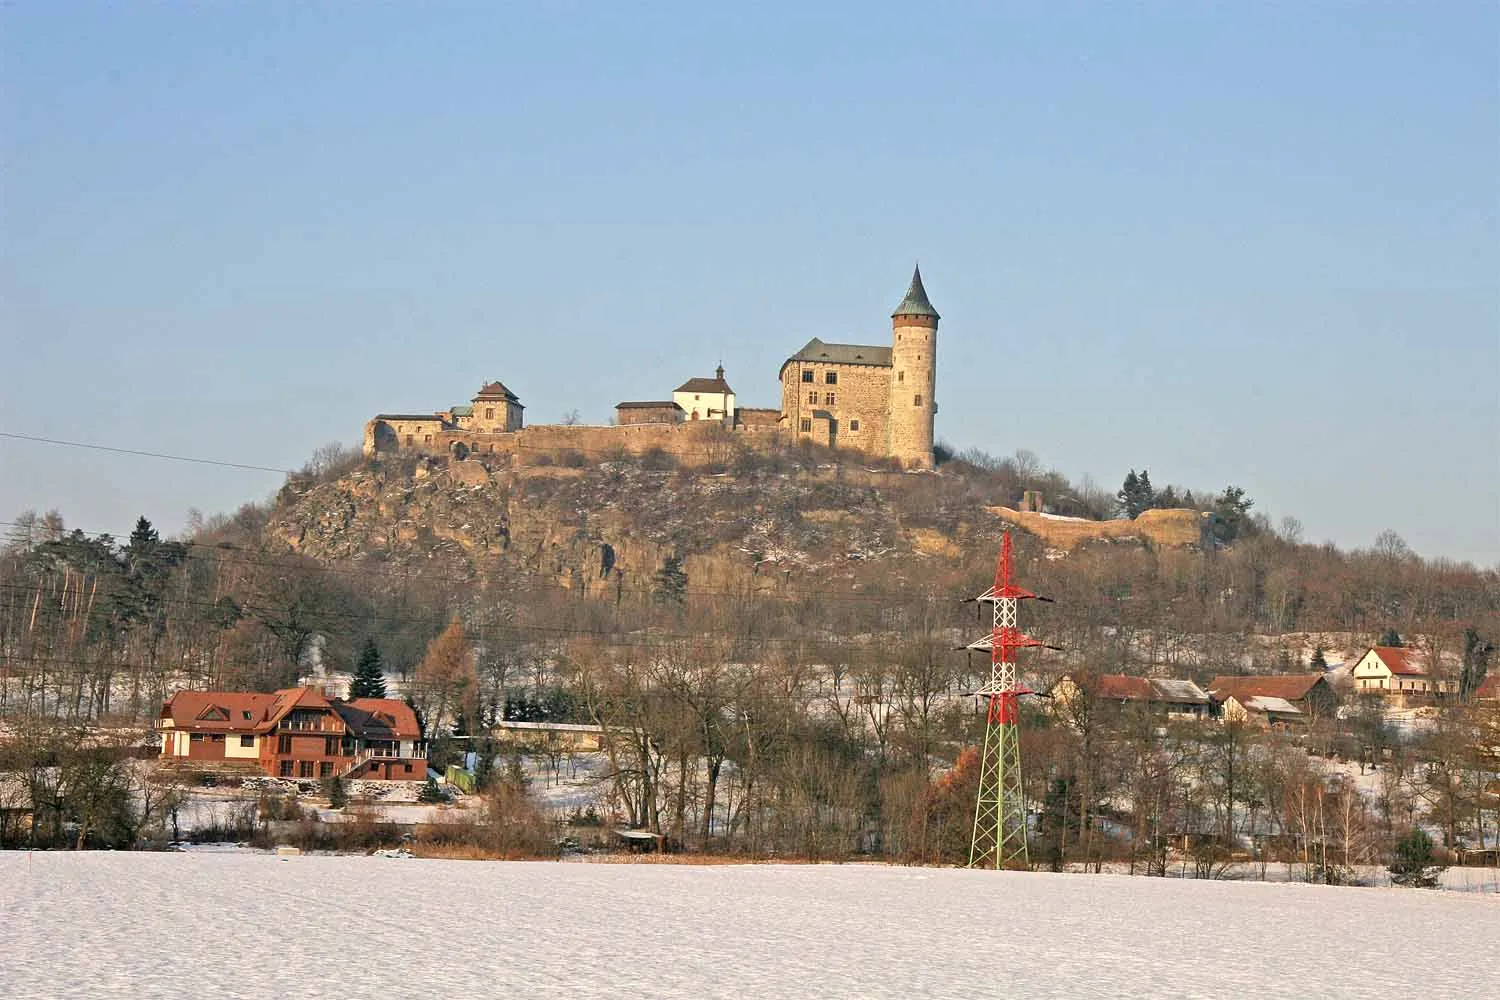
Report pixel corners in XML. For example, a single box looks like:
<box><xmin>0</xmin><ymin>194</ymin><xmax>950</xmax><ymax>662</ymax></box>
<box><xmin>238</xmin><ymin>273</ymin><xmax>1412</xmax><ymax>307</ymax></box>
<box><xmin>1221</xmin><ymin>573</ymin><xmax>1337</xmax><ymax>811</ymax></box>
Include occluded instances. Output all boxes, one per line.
<box><xmin>404</xmin><ymin>435</ymin><xmax>414</xmax><ymax>446</ymax></box>
<box><xmin>825</xmin><ymin>393</ymin><xmax>836</xmax><ymax>405</ymax></box>
<box><xmin>825</xmin><ymin>372</ymin><xmax>837</xmax><ymax>385</ymax></box>
<box><xmin>914</xmin><ymin>394</ymin><xmax>923</xmax><ymax>407</ymax></box>
<box><xmin>485</xmin><ymin>408</ymin><xmax>494</xmax><ymax>419</ymax></box>
<box><xmin>808</xmin><ymin>392</ymin><xmax>817</xmax><ymax>404</ymax></box>
<box><xmin>802</xmin><ymin>370</ymin><xmax>814</xmax><ymax>383</ymax></box>
<box><xmin>850</xmin><ymin>420</ymin><xmax>860</xmax><ymax>431</ymax></box>
<box><xmin>898</xmin><ymin>371</ymin><xmax>904</xmax><ymax>383</ymax></box>
<box><xmin>800</xmin><ymin>418</ymin><xmax>812</xmax><ymax>432</ymax></box>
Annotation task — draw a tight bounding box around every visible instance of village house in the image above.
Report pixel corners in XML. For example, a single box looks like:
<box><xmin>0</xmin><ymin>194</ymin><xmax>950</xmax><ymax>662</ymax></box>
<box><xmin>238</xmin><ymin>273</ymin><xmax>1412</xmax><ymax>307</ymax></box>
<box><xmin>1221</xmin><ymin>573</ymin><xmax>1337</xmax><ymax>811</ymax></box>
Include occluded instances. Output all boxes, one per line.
<box><xmin>1048</xmin><ymin>673</ymin><xmax>1211</xmax><ymax>720</ymax></box>
<box><xmin>1350</xmin><ymin>646</ymin><xmax>1454</xmax><ymax>700</ymax></box>
<box><xmin>1206</xmin><ymin>674</ymin><xmax>1340</xmax><ymax>727</ymax></box>
<box><xmin>156</xmin><ymin>687</ymin><xmax>426</xmax><ymax>781</ymax></box>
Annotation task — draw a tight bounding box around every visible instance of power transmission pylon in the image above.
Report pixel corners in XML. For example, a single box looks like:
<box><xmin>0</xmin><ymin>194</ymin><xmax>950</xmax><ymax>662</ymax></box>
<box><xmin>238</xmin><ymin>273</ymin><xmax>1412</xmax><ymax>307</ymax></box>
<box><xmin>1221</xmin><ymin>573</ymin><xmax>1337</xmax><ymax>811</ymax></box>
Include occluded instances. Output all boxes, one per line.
<box><xmin>968</xmin><ymin>531</ymin><xmax>1048</xmax><ymax>869</ymax></box>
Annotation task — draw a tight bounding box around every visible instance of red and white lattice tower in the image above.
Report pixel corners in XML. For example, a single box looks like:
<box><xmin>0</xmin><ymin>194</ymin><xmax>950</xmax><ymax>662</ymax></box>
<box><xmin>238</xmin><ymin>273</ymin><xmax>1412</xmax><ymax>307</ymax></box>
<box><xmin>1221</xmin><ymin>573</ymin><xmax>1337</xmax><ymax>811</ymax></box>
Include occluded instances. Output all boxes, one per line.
<box><xmin>968</xmin><ymin>531</ymin><xmax>1044</xmax><ymax>869</ymax></box>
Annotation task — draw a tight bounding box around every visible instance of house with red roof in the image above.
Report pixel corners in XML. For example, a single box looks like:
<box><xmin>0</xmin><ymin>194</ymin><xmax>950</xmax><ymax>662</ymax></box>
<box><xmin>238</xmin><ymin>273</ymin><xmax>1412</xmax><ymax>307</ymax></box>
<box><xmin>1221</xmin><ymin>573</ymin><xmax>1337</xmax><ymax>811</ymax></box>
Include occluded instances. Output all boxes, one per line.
<box><xmin>1206</xmin><ymin>674</ymin><xmax>1340</xmax><ymax>726</ymax></box>
<box><xmin>1350</xmin><ymin>646</ymin><xmax>1454</xmax><ymax>700</ymax></box>
<box><xmin>1048</xmin><ymin>673</ymin><xmax>1211</xmax><ymax>720</ymax></box>
<box><xmin>157</xmin><ymin>686</ymin><xmax>426</xmax><ymax>781</ymax></box>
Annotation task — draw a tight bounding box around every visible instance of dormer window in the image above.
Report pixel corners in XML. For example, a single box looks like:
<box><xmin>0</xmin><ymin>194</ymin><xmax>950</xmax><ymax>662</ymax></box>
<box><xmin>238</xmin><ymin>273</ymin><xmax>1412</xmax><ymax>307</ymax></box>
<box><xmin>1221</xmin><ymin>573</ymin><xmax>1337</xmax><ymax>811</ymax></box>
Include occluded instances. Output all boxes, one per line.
<box><xmin>242</xmin><ymin>711</ymin><xmax>252</xmax><ymax>721</ymax></box>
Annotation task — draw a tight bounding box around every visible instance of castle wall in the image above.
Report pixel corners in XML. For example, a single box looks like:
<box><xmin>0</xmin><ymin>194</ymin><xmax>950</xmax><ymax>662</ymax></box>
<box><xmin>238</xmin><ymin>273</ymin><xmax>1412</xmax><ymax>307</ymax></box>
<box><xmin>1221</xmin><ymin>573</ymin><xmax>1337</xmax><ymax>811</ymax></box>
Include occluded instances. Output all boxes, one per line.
<box><xmin>887</xmin><ymin>317</ymin><xmax>937</xmax><ymax>469</ymax></box>
<box><xmin>367</xmin><ymin>419</ymin><xmax>788</xmax><ymax>466</ymax></box>
<box><xmin>779</xmin><ymin>359</ymin><xmax>890</xmax><ymax>454</ymax></box>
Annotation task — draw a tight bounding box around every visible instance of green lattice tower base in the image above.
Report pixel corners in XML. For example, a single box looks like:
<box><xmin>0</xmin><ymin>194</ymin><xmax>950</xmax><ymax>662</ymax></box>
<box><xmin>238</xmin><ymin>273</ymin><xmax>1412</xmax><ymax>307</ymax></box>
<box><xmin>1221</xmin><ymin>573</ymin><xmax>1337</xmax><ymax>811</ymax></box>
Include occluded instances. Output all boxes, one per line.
<box><xmin>969</xmin><ymin>701</ymin><xmax>1028</xmax><ymax>870</ymax></box>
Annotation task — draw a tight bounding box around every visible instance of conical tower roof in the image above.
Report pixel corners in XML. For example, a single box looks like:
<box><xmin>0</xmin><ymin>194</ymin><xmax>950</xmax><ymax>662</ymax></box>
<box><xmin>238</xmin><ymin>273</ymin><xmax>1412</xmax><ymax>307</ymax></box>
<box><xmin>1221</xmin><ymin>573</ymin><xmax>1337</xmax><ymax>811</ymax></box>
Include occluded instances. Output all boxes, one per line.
<box><xmin>891</xmin><ymin>264</ymin><xmax>940</xmax><ymax>320</ymax></box>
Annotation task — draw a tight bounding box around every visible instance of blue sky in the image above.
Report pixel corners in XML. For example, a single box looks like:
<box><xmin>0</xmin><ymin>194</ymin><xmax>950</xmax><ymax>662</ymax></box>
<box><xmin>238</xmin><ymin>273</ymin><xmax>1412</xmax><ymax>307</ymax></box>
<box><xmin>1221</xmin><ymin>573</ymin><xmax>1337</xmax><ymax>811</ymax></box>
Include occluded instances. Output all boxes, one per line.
<box><xmin>2</xmin><ymin>2</ymin><xmax>1496</xmax><ymax>564</ymax></box>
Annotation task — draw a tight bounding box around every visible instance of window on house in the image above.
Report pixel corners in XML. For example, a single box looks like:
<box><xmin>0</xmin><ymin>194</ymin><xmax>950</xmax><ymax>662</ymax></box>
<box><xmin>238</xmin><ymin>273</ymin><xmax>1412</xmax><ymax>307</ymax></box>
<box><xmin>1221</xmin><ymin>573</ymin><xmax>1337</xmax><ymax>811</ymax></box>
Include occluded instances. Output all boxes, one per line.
<box><xmin>485</xmin><ymin>407</ymin><xmax>494</xmax><ymax>419</ymax></box>
<box><xmin>319</xmin><ymin>762</ymin><xmax>334</xmax><ymax>778</ymax></box>
<box><xmin>210</xmin><ymin>733</ymin><xmax>224</xmax><ymax>742</ymax></box>
<box><xmin>279</xmin><ymin>761</ymin><xmax>294</xmax><ymax>777</ymax></box>
<box><xmin>423</xmin><ymin>435</ymin><xmax>432</xmax><ymax>444</ymax></box>
<box><xmin>914</xmin><ymin>395</ymin><xmax>923</xmax><ymax>406</ymax></box>
<box><xmin>825</xmin><ymin>393</ymin><xmax>836</xmax><ymax>405</ymax></box>
<box><xmin>825</xmin><ymin>372</ymin><xmax>837</xmax><ymax>385</ymax></box>
<box><xmin>190</xmin><ymin>733</ymin><xmax>204</xmax><ymax>742</ymax></box>
<box><xmin>404</xmin><ymin>763</ymin><xmax>413</xmax><ymax>773</ymax></box>
<box><xmin>242</xmin><ymin>711</ymin><xmax>252</xmax><ymax>720</ymax></box>
<box><xmin>807</xmin><ymin>392</ymin><xmax>817</xmax><ymax>404</ymax></box>
<box><xmin>240</xmin><ymin>735</ymin><xmax>255</xmax><ymax>748</ymax></box>
<box><xmin>801</xmin><ymin>370</ymin><xmax>814</xmax><ymax>383</ymax></box>
<box><xmin>404</xmin><ymin>435</ymin><xmax>413</xmax><ymax>446</ymax></box>
<box><xmin>800</xmin><ymin>418</ymin><xmax>812</xmax><ymax>432</ymax></box>
<box><xmin>850</xmin><ymin>420</ymin><xmax>860</xmax><ymax>431</ymax></box>
<box><xmin>278</xmin><ymin>734</ymin><xmax>292</xmax><ymax>754</ymax></box>
<box><xmin>299</xmin><ymin>761</ymin><xmax>315</xmax><ymax>778</ymax></box>
<box><xmin>898</xmin><ymin>371</ymin><xmax>904</xmax><ymax>383</ymax></box>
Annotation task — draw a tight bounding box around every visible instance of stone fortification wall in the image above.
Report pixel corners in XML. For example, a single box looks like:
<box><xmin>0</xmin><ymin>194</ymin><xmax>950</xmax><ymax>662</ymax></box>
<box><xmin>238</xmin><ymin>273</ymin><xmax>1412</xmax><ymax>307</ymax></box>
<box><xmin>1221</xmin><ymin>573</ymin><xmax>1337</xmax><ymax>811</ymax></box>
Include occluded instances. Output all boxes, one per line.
<box><xmin>988</xmin><ymin>506</ymin><xmax>1209</xmax><ymax>550</ymax></box>
<box><xmin>366</xmin><ymin>418</ymin><xmax>791</xmax><ymax>466</ymax></box>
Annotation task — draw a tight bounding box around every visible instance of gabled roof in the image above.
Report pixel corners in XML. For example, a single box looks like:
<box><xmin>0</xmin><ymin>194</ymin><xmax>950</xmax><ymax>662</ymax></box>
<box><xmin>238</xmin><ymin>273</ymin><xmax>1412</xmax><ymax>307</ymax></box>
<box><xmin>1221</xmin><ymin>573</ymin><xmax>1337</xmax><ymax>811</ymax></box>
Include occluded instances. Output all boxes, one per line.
<box><xmin>891</xmin><ymin>264</ymin><xmax>940</xmax><ymax>320</ymax></box>
<box><xmin>337</xmin><ymin>698</ymin><xmax>422</xmax><ymax>740</ymax></box>
<box><xmin>674</xmin><ymin>374</ymin><xmax>733</xmax><ymax>395</ymax></box>
<box><xmin>616</xmin><ymin>401</ymin><xmax>683</xmax><ymax>410</ymax></box>
<box><xmin>1364</xmin><ymin>646</ymin><xmax>1427</xmax><ymax>676</ymax></box>
<box><xmin>473</xmin><ymin>381</ymin><xmax>521</xmax><ymax>403</ymax></box>
<box><xmin>782</xmin><ymin>338</ymin><xmax>893</xmax><ymax>370</ymax></box>
<box><xmin>159</xmin><ymin>691</ymin><xmax>279</xmax><ymax>731</ymax></box>
<box><xmin>1207</xmin><ymin>674</ymin><xmax>1328</xmax><ymax>704</ymax></box>
<box><xmin>1056</xmin><ymin>673</ymin><xmax>1209</xmax><ymax>705</ymax></box>
<box><xmin>1239</xmin><ymin>695</ymin><xmax>1302</xmax><ymax>716</ymax></box>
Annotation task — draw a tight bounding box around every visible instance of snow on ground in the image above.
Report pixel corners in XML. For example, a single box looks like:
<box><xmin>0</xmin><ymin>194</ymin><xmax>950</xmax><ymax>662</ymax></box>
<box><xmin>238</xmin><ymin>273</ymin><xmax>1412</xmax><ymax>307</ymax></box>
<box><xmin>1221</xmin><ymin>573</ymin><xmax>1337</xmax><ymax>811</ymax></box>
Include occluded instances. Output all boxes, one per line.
<box><xmin>2</xmin><ymin>853</ymin><xmax>1496</xmax><ymax>1000</ymax></box>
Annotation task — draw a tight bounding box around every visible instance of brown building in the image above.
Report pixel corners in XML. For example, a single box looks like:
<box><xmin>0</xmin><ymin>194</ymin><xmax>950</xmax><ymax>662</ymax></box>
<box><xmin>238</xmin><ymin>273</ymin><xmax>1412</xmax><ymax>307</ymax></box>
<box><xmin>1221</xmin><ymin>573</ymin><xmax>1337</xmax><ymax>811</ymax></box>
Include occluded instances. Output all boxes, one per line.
<box><xmin>1206</xmin><ymin>674</ymin><xmax>1339</xmax><ymax>725</ymax></box>
<box><xmin>1048</xmin><ymin>673</ymin><xmax>1212</xmax><ymax>720</ymax></box>
<box><xmin>157</xmin><ymin>687</ymin><xmax>427</xmax><ymax>781</ymax></box>
<box><xmin>615</xmin><ymin>401</ymin><xmax>685</xmax><ymax>425</ymax></box>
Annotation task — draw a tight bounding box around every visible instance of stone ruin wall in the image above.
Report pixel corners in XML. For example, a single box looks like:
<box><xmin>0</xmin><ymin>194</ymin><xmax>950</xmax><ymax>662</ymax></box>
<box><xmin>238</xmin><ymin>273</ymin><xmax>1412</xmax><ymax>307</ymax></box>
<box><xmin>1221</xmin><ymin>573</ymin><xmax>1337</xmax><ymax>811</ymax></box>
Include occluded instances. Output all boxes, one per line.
<box><xmin>364</xmin><ymin>417</ymin><xmax>791</xmax><ymax>467</ymax></box>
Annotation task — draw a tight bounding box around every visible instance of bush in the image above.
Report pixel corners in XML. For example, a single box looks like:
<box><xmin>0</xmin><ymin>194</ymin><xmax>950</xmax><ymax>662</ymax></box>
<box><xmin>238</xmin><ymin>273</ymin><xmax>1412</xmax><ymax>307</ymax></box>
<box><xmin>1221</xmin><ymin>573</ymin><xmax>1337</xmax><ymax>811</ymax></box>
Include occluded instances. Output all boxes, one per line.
<box><xmin>1389</xmin><ymin>828</ymin><xmax>1446</xmax><ymax>888</ymax></box>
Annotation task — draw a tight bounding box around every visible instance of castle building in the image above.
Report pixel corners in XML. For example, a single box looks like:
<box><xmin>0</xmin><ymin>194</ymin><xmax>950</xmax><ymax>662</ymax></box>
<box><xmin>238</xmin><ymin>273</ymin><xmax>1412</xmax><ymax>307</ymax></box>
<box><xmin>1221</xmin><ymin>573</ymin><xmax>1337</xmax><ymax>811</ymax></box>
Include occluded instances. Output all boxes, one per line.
<box><xmin>365</xmin><ymin>268</ymin><xmax>940</xmax><ymax>468</ymax></box>
<box><xmin>777</xmin><ymin>265</ymin><xmax>939</xmax><ymax>468</ymax></box>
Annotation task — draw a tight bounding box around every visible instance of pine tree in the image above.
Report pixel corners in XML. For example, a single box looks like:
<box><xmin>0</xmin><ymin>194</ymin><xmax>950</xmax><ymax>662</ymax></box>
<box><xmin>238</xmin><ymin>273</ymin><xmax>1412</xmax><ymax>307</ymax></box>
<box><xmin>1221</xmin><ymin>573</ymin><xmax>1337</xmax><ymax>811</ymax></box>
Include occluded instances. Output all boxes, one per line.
<box><xmin>1116</xmin><ymin>469</ymin><xmax>1158</xmax><ymax>519</ymax></box>
<box><xmin>653</xmin><ymin>554</ymin><xmax>688</xmax><ymax>605</ymax></box>
<box><xmin>1388</xmin><ymin>828</ymin><xmax>1445</xmax><ymax>888</ymax></box>
<box><xmin>1459</xmin><ymin>627</ymin><xmax>1492</xmax><ymax>701</ymax></box>
<box><xmin>327</xmin><ymin>776</ymin><xmax>348</xmax><ymax>809</ymax></box>
<box><xmin>1379</xmin><ymin>629</ymin><xmax>1403</xmax><ymax>648</ymax></box>
<box><xmin>418</xmin><ymin>777</ymin><xmax>446</xmax><ymax>804</ymax></box>
<box><xmin>350</xmin><ymin>638</ymin><xmax>388</xmax><ymax>699</ymax></box>
<box><xmin>1310</xmin><ymin>645</ymin><xmax>1328</xmax><ymax>671</ymax></box>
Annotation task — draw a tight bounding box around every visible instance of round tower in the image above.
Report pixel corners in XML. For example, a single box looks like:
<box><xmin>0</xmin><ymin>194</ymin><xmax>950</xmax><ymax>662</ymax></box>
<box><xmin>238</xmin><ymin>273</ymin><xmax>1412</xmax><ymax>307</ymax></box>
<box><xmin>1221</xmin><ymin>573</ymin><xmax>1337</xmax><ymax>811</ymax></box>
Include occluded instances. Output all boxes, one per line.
<box><xmin>887</xmin><ymin>265</ymin><xmax>939</xmax><ymax>468</ymax></box>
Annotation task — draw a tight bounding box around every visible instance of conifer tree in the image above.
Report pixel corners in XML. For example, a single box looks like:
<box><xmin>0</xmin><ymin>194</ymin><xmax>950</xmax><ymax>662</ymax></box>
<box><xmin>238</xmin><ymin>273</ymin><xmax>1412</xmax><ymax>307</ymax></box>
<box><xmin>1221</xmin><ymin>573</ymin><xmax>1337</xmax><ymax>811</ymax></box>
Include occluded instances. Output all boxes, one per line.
<box><xmin>350</xmin><ymin>638</ymin><xmax>388</xmax><ymax>699</ymax></box>
<box><xmin>1310</xmin><ymin>645</ymin><xmax>1328</xmax><ymax>671</ymax></box>
<box><xmin>653</xmin><ymin>554</ymin><xmax>689</xmax><ymax>605</ymax></box>
<box><xmin>1379</xmin><ymin>629</ymin><xmax>1403</xmax><ymax>648</ymax></box>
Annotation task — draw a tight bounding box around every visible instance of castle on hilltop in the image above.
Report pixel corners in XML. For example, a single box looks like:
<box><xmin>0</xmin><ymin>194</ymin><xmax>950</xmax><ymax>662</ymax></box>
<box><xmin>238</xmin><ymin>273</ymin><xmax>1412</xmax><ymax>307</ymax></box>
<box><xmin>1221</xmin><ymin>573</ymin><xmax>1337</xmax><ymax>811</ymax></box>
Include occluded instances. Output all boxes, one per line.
<box><xmin>363</xmin><ymin>267</ymin><xmax>941</xmax><ymax>469</ymax></box>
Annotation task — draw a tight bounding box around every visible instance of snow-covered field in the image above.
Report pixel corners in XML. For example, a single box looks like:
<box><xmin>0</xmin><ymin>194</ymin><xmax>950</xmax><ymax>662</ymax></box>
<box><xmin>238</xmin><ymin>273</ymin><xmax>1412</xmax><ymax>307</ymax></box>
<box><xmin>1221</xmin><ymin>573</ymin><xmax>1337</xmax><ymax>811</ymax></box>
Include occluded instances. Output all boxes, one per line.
<box><xmin>2</xmin><ymin>853</ymin><xmax>1496</xmax><ymax>999</ymax></box>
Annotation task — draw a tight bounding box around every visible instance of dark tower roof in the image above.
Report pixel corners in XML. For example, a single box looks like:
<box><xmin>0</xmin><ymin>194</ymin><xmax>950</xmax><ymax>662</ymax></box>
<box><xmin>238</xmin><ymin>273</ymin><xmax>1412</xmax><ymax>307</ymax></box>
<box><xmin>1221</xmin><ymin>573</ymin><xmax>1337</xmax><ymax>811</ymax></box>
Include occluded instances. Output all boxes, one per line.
<box><xmin>891</xmin><ymin>264</ymin><xmax>940</xmax><ymax>321</ymax></box>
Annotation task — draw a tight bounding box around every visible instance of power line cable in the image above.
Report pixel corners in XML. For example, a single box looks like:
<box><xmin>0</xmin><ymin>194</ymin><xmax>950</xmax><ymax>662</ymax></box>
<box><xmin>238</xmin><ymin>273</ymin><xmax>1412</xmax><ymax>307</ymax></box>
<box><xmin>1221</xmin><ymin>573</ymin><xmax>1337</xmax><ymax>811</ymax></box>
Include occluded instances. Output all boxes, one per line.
<box><xmin>0</xmin><ymin>432</ymin><xmax>293</xmax><ymax>474</ymax></box>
